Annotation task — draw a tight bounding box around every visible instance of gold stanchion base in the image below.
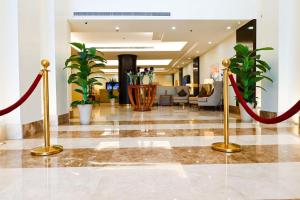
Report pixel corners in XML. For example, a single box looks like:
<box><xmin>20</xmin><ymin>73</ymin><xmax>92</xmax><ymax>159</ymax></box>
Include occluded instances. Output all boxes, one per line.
<box><xmin>31</xmin><ymin>145</ymin><xmax>63</xmax><ymax>156</ymax></box>
<box><xmin>211</xmin><ymin>142</ymin><xmax>241</xmax><ymax>153</ymax></box>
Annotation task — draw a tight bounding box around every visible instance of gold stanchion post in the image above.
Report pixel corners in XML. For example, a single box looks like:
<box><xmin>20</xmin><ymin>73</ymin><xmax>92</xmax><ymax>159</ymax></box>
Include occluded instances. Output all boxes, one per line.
<box><xmin>31</xmin><ymin>59</ymin><xmax>63</xmax><ymax>156</ymax></box>
<box><xmin>211</xmin><ymin>59</ymin><xmax>241</xmax><ymax>153</ymax></box>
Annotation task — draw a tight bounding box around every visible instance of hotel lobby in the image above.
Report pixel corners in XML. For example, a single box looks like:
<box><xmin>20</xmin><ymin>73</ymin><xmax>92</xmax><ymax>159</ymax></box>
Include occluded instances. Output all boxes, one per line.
<box><xmin>0</xmin><ymin>0</ymin><xmax>300</xmax><ymax>199</ymax></box>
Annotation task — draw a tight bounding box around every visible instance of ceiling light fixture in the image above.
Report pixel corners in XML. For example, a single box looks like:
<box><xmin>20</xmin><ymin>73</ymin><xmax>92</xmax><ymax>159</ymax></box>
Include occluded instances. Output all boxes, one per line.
<box><xmin>171</xmin><ymin>26</ymin><xmax>176</xmax><ymax>30</ymax></box>
<box><xmin>115</xmin><ymin>26</ymin><xmax>120</xmax><ymax>31</ymax></box>
<box><xmin>196</xmin><ymin>50</ymin><xmax>199</xmax><ymax>53</ymax></box>
<box><xmin>226</xmin><ymin>26</ymin><xmax>232</xmax><ymax>30</ymax></box>
<box><xmin>208</xmin><ymin>41</ymin><xmax>212</xmax><ymax>45</ymax></box>
<box><xmin>103</xmin><ymin>59</ymin><xmax>172</xmax><ymax>66</ymax></box>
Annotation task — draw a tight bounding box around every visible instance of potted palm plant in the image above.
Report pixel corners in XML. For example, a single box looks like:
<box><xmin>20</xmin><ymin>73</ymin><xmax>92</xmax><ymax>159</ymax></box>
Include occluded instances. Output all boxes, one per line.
<box><xmin>229</xmin><ymin>44</ymin><xmax>273</xmax><ymax>121</ymax></box>
<box><xmin>64</xmin><ymin>42</ymin><xmax>106</xmax><ymax>124</ymax></box>
<box><xmin>107</xmin><ymin>78</ymin><xmax>118</xmax><ymax>106</ymax></box>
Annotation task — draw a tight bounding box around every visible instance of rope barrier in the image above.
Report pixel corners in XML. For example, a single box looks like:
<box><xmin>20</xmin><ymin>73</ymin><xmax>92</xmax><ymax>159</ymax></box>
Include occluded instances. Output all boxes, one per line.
<box><xmin>229</xmin><ymin>74</ymin><xmax>300</xmax><ymax>124</ymax></box>
<box><xmin>0</xmin><ymin>71</ymin><xmax>43</xmax><ymax>116</ymax></box>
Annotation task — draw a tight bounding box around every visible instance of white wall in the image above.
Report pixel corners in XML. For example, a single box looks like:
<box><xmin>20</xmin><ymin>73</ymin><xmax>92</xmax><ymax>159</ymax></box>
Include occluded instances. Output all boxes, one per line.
<box><xmin>174</xmin><ymin>71</ymin><xmax>180</xmax><ymax>86</ymax></box>
<box><xmin>69</xmin><ymin>0</ymin><xmax>257</xmax><ymax>20</ymax></box>
<box><xmin>199</xmin><ymin>33</ymin><xmax>236</xmax><ymax>105</ymax></box>
<box><xmin>278</xmin><ymin>0</ymin><xmax>300</xmax><ymax>122</ymax></box>
<box><xmin>182</xmin><ymin>62</ymin><xmax>194</xmax><ymax>92</ymax></box>
<box><xmin>183</xmin><ymin>63</ymin><xmax>193</xmax><ymax>83</ymax></box>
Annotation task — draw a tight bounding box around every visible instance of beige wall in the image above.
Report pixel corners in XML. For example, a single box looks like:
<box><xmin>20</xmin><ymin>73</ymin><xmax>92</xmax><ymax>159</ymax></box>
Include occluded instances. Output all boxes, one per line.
<box><xmin>153</xmin><ymin>74</ymin><xmax>173</xmax><ymax>86</ymax></box>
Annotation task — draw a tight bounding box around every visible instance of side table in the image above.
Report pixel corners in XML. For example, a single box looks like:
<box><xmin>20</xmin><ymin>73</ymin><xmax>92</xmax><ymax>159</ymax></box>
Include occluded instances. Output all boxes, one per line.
<box><xmin>159</xmin><ymin>95</ymin><xmax>173</xmax><ymax>106</ymax></box>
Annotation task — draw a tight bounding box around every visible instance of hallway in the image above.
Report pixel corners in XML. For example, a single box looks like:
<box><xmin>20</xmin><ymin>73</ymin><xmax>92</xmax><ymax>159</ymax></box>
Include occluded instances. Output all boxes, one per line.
<box><xmin>0</xmin><ymin>105</ymin><xmax>299</xmax><ymax>199</ymax></box>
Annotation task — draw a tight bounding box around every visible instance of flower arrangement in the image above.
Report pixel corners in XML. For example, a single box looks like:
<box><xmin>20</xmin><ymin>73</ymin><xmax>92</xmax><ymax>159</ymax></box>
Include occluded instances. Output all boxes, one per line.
<box><xmin>127</xmin><ymin>67</ymin><xmax>154</xmax><ymax>85</ymax></box>
<box><xmin>145</xmin><ymin>67</ymin><xmax>154</xmax><ymax>84</ymax></box>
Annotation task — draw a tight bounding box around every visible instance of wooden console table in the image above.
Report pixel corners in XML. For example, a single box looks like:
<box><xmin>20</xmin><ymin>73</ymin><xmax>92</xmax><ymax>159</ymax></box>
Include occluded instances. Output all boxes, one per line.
<box><xmin>128</xmin><ymin>84</ymin><xmax>157</xmax><ymax>111</ymax></box>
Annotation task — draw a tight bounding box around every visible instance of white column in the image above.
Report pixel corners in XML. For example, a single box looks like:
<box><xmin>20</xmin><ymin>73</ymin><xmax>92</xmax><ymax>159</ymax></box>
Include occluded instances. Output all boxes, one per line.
<box><xmin>18</xmin><ymin>0</ymin><xmax>43</xmax><ymax>125</ymax></box>
<box><xmin>40</xmin><ymin>0</ymin><xmax>71</xmax><ymax>125</ymax></box>
<box><xmin>256</xmin><ymin>0</ymin><xmax>279</xmax><ymax>113</ymax></box>
<box><xmin>54</xmin><ymin>0</ymin><xmax>71</xmax><ymax>118</ymax></box>
<box><xmin>278</xmin><ymin>0</ymin><xmax>300</xmax><ymax>123</ymax></box>
<box><xmin>40</xmin><ymin>0</ymin><xmax>59</xmax><ymax>125</ymax></box>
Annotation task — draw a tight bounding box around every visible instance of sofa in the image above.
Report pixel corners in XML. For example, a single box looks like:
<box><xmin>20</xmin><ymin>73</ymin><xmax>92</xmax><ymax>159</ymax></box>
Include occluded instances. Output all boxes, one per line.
<box><xmin>189</xmin><ymin>81</ymin><xmax>223</xmax><ymax>108</ymax></box>
<box><xmin>154</xmin><ymin>86</ymin><xmax>190</xmax><ymax>105</ymax></box>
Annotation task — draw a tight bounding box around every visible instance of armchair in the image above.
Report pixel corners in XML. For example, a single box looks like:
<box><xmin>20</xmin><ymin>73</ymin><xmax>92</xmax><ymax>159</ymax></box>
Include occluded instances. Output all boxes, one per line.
<box><xmin>173</xmin><ymin>86</ymin><xmax>190</xmax><ymax>104</ymax></box>
<box><xmin>198</xmin><ymin>81</ymin><xmax>222</xmax><ymax>107</ymax></box>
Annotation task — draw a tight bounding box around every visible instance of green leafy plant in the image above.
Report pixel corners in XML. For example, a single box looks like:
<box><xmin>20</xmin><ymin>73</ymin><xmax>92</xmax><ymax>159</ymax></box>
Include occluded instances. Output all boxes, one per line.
<box><xmin>229</xmin><ymin>44</ymin><xmax>273</xmax><ymax>107</ymax></box>
<box><xmin>107</xmin><ymin>78</ymin><xmax>118</xmax><ymax>99</ymax></box>
<box><xmin>64</xmin><ymin>42</ymin><xmax>106</xmax><ymax>107</ymax></box>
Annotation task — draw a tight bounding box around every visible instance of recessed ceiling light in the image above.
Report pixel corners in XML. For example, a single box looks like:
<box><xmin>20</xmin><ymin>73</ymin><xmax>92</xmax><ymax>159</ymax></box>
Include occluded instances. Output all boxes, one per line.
<box><xmin>226</xmin><ymin>26</ymin><xmax>232</xmax><ymax>30</ymax></box>
<box><xmin>171</xmin><ymin>26</ymin><xmax>176</xmax><ymax>30</ymax></box>
<box><xmin>115</xmin><ymin>26</ymin><xmax>120</xmax><ymax>31</ymax></box>
<box><xmin>196</xmin><ymin>50</ymin><xmax>199</xmax><ymax>53</ymax></box>
<box><xmin>208</xmin><ymin>41</ymin><xmax>212</xmax><ymax>45</ymax></box>
<box><xmin>248</xmin><ymin>26</ymin><xmax>254</xmax><ymax>30</ymax></box>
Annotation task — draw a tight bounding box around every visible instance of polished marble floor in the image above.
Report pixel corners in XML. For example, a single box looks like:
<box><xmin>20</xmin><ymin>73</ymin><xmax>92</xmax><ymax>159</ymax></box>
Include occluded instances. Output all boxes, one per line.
<box><xmin>0</xmin><ymin>105</ymin><xmax>299</xmax><ymax>199</ymax></box>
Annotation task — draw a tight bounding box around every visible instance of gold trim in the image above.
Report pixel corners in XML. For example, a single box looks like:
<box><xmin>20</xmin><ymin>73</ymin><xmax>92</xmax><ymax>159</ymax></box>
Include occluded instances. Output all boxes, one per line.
<box><xmin>31</xmin><ymin>145</ymin><xmax>63</xmax><ymax>156</ymax></box>
<box><xmin>211</xmin><ymin>142</ymin><xmax>241</xmax><ymax>153</ymax></box>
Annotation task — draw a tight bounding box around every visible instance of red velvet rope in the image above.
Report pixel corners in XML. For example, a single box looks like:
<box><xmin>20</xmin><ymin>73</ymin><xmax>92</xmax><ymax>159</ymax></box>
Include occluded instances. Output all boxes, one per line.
<box><xmin>229</xmin><ymin>74</ymin><xmax>300</xmax><ymax>124</ymax></box>
<box><xmin>0</xmin><ymin>72</ymin><xmax>43</xmax><ymax>116</ymax></box>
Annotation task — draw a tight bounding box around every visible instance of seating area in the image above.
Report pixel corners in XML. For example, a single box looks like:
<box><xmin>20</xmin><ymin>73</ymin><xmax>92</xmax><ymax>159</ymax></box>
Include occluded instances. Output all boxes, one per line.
<box><xmin>189</xmin><ymin>81</ymin><xmax>223</xmax><ymax>108</ymax></box>
<box><xmin>154</xmin><ymin>86</ymin><xmax>190</xmax><ymax>105</ymax></box>
<box><xmin>153</xmin><ymin>81</ymin><xmax>222</xmax><ymax>108</ymax></box>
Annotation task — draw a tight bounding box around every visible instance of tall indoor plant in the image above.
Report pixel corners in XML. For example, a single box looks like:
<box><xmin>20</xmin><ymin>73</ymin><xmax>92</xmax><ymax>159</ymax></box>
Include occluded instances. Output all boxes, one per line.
<box><xmin>229</xmin><ymin>44</ymin><xmax>273</xmax><ymax>121</ymax></box>
<box><xmin>64</xmin><ymin>42</ymin><xmax>106</xmax><ymax>124</ymax></box>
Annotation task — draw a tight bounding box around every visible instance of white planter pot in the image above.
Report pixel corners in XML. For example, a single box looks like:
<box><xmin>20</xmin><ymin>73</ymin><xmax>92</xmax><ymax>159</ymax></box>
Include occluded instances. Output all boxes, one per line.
<box><xmin>78</xmin><ymin>104</ymin><xmax>92</xmax><ymax>125</ymax></box>
<box><xmin>239</xmin><ymin>103</ymin><xmax>253</xmax><ymax>122</ymax></box>
<box><xmin>110</xmin><ymin>98</ymin><xmax>115</xmax><ymax>106</ymax></box>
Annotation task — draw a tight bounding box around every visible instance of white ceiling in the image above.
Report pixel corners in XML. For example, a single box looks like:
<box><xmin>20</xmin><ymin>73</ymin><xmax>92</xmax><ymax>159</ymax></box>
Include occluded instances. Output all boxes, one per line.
<box><xmin>69</xmin><ymin>19</ymin><xmax>248</xmax><ymax>74</ymax></box>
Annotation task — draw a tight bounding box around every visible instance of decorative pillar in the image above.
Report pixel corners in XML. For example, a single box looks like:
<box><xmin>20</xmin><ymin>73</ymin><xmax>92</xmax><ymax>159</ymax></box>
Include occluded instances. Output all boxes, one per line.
<box><xmin>118</xmin><ymin>54</ymin><xmax>137</xmax><ymax>105</ymax></box>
